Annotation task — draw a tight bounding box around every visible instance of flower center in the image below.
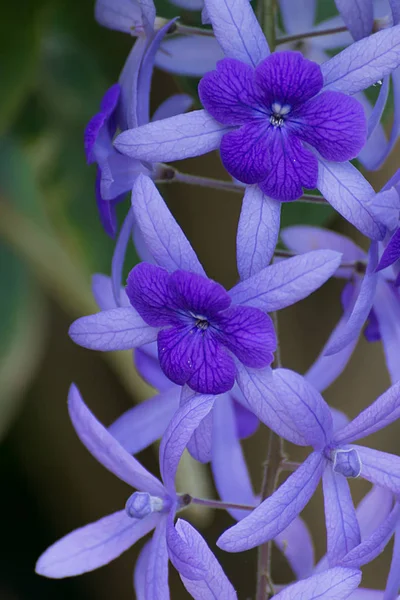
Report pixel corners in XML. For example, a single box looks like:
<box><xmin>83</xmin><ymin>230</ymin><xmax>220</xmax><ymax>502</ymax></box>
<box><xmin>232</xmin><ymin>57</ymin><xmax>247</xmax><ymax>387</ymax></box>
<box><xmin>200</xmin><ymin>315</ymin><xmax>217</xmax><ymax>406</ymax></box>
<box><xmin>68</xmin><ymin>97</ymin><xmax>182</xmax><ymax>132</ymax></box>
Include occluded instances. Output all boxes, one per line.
<box><xmin>190</xmin><ymin>312</ymin><xmax>210</xmax><ymax>331</ymax></box>
<box><xmin>125</xmin><ymin>492</ymin><xmax>166</xmax><ymax>519</ymax></box>
<box><xmin>270</xmin><ymin>102</ymin><xmax>291</xmax><ymax>128</ymax></box>
<box><xmin>331</xmin><ymin>448</ymin><xmax>362</xmax><ymax>479</ymax></box>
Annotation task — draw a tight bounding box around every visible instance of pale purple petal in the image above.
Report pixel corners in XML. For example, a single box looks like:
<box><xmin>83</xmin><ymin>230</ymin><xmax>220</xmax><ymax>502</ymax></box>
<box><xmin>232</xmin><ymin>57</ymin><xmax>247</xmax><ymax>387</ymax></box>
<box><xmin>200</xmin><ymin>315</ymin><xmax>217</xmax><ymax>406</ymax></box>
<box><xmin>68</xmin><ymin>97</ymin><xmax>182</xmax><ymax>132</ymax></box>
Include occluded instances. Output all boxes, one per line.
<box><xmin>232</xmin><ymin>393</ymin><xmax>259</xmax><ymax>438</ymax></box>
<box><xmin>321</xmin><ymin>25</ymin><xmax>400</xmax><ymax>95</ymax></box>
<box><xmin>236</xmin><ymin>364</ymin><xmax>314</xmax><ymax>445</ymax></box>
<box><xmin>334</xmin><ymin>0</ymin><xmax>374</xmax><ymax>40</ymax></box>
<box><xmin>333</xmin><ymin>379</ymin><xmax>400</xmax><ymax>445</ymax></box>
<box><xmin>373</xmin><ymin>279</ymin><xmax>400</xmax><ymax>384</ymax></box>
<box><xmin>115</xmin><ymin>110</ymin><xmax>229</xmax><ymax>162</ymax></box>
<box><xmin>377</xmin><ymin>229</ymin><xmax>400</xmax><ymax>272</ymax></box>
<box><xmin>357</xmin><ymin>85</ymin><xmax>389</xmax><ymax>171</ymax></box>
<box><xmin>118</xmin><ymin>37</ymin><xmax>147</xmax><ymax>130</ymax></box>
<box><xmin>92</xmin><ymin>274</ymin><xmax>130</xmax><ymax>311</ymax></box>
<box><xmin>68</xmin><ymin>385</ymin><xmax>165</xmax><ymax>495</ymax></box>
<box><xmin>111</xmin><ymin>207</ymin><xmax>134</xmax><ymax>307</ymax></box>
<box><xmin>317</xmin><ymin>160</ymin><xmax>386</xmax><ymax>240</ymax></box>
<box><xmin>274</xmin><ymin>517</ymin><xmax>315</xmax><ymax>580</ymax></box>
<box><xmin>160</xmin><ymin>393</ymin><xmax>215</xmax><ymax>493</ymax></box>
<box><xmin>279</xmin><ymin>0</ymin><xmax>316</xmax><ymax>34</ymax></box>
<box><xmin>152</xmin><ymin>94</ymin><xmax>193</xmax><ymax>121</ymax></box>
<box><xmin>311</xmin><ymin>16</ymin><xmax>353</xmax><ymax>50</ymax></box>
<box><xmin>95</xmin><ymin>0</ymin><xmax>149</xmax><ymax>35</ymax></box>
<box><xmin>156</xmin><ymin>36</ymin><xmax>224</xmax><ymax>77</ymax></box>
<box><xmin>169</xmin><ymin>0</ymin><xmax>203</xmax><ymax>9</ymax></box>
<box><xmin>355</xmin><ymin>445</ymin><xmax>400</xmax><ymax>494</ymax></box>
<box><xmin>212</xmin><ymin>394</ymin><xmax>255</xmax><ymax>520</ymax></box>
<box><xmin>390</xmin><ymin>0</ymin><xmax>400</xmax><ymax>25</ymax></box>
<box><xmin>325</xmin><ymin>243</ymin><xmax>379</xmax><ymax>354</ymax></box>
<box><xmin>323</xmin><ymin>464</ymin><xmax>361</xmax><ymax>565</ymax></box>
<box><xmin>368</xmin><ymin>67</ymin><xmax>400</xmax><ymax>169</ymax></box>
<box><xmin>384</xmin><ymin>521</ymin><xmax>400</xmax><ymax>600</ymax></box>
<box><xmin>134</xmin><ymin>344</ymin><xmax>174</xmax><ymax>391</ymax></box>
<box><xmin>366</xmin><ymin>77</ymin><xmax>390</xmax><ymax>140</ymax></box>
<box><xmin>203</xmin><ymin>0</ymin><xmax>269</xmax><ymax>66</ymax></box>
<box><xmin>69</xmin><ymin>307</ymin><xmax>157</xmax><ymax>351</ymax></box>
<box><xmin>167</xmin><ymin>518</ymin><xmax>238</xmax><ymax>599</ymax></box>
<box><xmin>237</xmin><ymin>186</ymin><xmax>281</xmax><ymax>280</ymax></box>
<box><xmin>217</xmin><ymin>451</ymin><xmax>325</xmax><ymax>552</ymax></box>
<box><xmin>35</xmin><ymin>510</ymin><xmax>160</xmax><ymax>578</ymax></box>
<box><xmin>230</xmin><ymin>250</ymin><xmax>342</xmax><ymax>311</ymax></box>
<box><xmin>291</xmin><ymin>91</ymin><xmax>367</xmax><ymax>161</ymax></box>
<box><xmin>134</xmin><ymin>540</ymin><xmax>152</xmax><ymax>600</ymax></box>
<box><xmin>356</xmin><ymin>486</ymin><xmax>394</xmax><ymax>540</ymax></box>
<box><xmin>187</xmin><ymin>410</ymin><xmax>213</xmax><ymax>463</ymax></box>
<box><xmin>145</xmin><ymin>517</ymin><xmax>170</xmax><ymax>600</ymax></box>
<box><xmin>339</xmin><ymin>503</ymin><xmax>400</xmax><ymax>568</ymax></box>
<box><xmin>108</xmin><ymin>387</ymin><xmax>180</xmax><ymax>454</ymax></box>
<box><xmin>273</xmin><ymin>568</ymin><xmax>362</xmax><ymax>600</ymax></box>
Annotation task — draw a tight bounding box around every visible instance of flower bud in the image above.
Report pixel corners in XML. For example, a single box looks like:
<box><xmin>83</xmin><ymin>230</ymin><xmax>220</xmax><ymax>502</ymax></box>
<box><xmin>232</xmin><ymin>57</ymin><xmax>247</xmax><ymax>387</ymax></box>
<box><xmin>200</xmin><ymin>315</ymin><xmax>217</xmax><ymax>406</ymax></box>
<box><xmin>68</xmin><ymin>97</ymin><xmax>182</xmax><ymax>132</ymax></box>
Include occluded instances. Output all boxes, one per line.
<box><xmin>125</xmin><ymin>492</ymin><xmax>165</xmax><ymax>519</ymax></box>
<box><xmin>332</xmin><ymin>448</ymin><xmax>362</xmax><ymax>479</ymax></box>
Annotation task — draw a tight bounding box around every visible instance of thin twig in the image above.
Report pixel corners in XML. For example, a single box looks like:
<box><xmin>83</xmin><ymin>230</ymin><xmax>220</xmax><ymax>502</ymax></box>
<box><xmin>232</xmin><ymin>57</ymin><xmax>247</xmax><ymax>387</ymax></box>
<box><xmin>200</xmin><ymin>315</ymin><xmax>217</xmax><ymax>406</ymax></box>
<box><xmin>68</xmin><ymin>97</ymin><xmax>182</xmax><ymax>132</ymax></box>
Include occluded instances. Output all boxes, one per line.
<box><xmin>276</xmin><ymin>25</ymin><xmax>348</xmax><ymax>46</ymax></box>
<box><xmin>190</xmin><ymin>497</ymin><xmax>256</xmax><ymax>511</ymax></box>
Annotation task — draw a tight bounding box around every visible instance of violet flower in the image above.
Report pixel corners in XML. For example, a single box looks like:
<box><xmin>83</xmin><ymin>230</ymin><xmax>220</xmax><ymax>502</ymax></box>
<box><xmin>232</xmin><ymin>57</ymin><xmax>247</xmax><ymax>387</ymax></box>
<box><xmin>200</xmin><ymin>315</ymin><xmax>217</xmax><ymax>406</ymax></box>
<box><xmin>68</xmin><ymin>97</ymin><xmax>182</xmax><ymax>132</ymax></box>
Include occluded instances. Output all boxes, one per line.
<box><xmin>36</xmin><ymin>385</ymin><xmax>237</xmax><ymax>599</ymax></box>
<box><xmin>281</xmin><ymin>219</ymin><xmax>400</xmax><ymax>387</ymax></box>
<box><xmin>218</xmin><ymin>368</ymin><xmax>400</xmax><ymax>568</ymax></box>
<box><xmin>69</xmin><ymin>174</ymin><xmax>342</xmax><ymax>395</ymax></box>
<box><xmin>115</xmin><ymin>0</ymin><xmax>400</xmax><ymax>241</ymax></box>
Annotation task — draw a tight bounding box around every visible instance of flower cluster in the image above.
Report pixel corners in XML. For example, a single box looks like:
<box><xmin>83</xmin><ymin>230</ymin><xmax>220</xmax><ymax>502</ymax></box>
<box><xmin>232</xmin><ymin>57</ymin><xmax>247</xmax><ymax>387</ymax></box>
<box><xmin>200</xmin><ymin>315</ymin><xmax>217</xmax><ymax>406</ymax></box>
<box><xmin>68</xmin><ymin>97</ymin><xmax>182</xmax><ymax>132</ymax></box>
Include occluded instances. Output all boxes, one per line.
<box><xmin>36</xmin><ymin>0</ymin><xmax>400</xmax><ymax>598</ymax></box>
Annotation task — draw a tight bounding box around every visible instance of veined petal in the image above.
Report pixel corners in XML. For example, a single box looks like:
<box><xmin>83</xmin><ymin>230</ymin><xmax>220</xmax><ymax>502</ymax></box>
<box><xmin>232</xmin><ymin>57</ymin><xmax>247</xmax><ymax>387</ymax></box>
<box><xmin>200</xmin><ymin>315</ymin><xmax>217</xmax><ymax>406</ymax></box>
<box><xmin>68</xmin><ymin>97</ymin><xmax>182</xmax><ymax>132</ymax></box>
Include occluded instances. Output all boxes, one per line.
<box><xmin>111</xmin><ymin>207</ymin><xmax>135</xmax><ymax>307</ymax></box>
<box><xmin>134</xmin><ymin>540</ymin><xmax>152</xmax><ymax>600</ymax></box>
<box><xmin>334</xmin><ymin>0</ymin><xmax>374</xmax><ymax>41</ymax></box>
<box><xmin>115</xmin><ymin>110</ymin><xmax>229</xmax><ymax>162</ymax></box>
<box><xmin>384</xmin><ymin>521</ymin><xmax>400</xmax><ymax>600</ymax></box>
<box><xmin>126</xmin><ymin>263</ymin><xmax>177</xmax><ymax>327</ymax></box>
<box><xmin>68</xmin><ymin>385</ymin><xmax>165</xmax><ymax>495</ymax></box>
<box><xmin>273</xmin><ymin>568</ymin><xmax>362</xmax><ymax>600</ymax></box>
<box><xmin>317</xmin><ymin>159</ymin><xmax>386</xmax><ymax>240</ymax></box>
<box><xmin>373</xmin><ymin>279</ymin><xmax>400</xmax><ymax>384</ymax></box>
<box><xmin>356</xmin><ymin>486</ymin><xmax>394</xmax><ymax>540</ymax></box>
<box><xmin>155</xmin><ymin>36</ymin><xmax>224</xmax><ymax>77</ymax></box>
<box><xmin>203</xmin><ymin>0</ymin><xmax>269</xmax><ymax>67</ymax></box>
<box><xmin>152</xmin><ymin>94</ymin><xmax>193</xmax><ymax>121</ymax></box>
<box><xmin>169</xmin><ymin>270</ymin><xmax>231</xmax><ymax>315</ymax></box>
<box><xmin>131</xmin><ymin>174</ymin><xmax>206</xmax><ymax>275</ymax></box>
<box><xmin>35</xmin><ymin>510</ymin><xmax>160</xmax><ymax>578</ymax></box>
<box><xmin>377</xmin><ymin>229</ymin><xmax>400</xmax><ymax>272</ymax></box>
<box><xmin>145</xmin><ymin>517</ymin><xmax>170</xmax><ymax>600</ymax></box>
<box><xmin>291</xmin><ymin>91</ymin><xmax>367</xmax><ymax>161</ymax></box>
<box><xmin>212</xmin><ymin>394</ymin><xmax>255</xmax><ymax>521</ymax></box>
<box><xmin>323</xmin><ymin>465</ymin><xmax>361</xmax><ymax>565</ymax></box>
<box><xmin>91</xmin><ymin>274</ymin><xmax>130</xmax><ymax>311</ymax></box>
<box><xmin>108</xmin><ymin>387</ymin><xmax>180</xmax><ymax>454</ymax></box>
<box><xmin>356</xmin><ymin>445</ymin><xmax>400</xmax><ymax>494</ymax></box>
<box><xmin>95</xmin><ymin>0</ymin><xmax>148</xmax><ymax>35</ymax></box>
<box><xmin>69</xmin><ymin>307</ymin><xmax>158</xmax><ymax>351</ymax></box>
<box><xmin>333</xmin><ymin>379</ymin><xmax>400</xmax><ymax>445</ymax></box>
<box><xmin>219</xmin><ymin>122</ymin><xmax>270</xmax><ymax>184</ymax></box>
<box><xmin>160</xmin><ymin>393</ymin><xmax>215</xmax><ymax>493</ymax></box>
<box><xmin>135</xmin><ymin>344</ymin><xmax>173</xmax><ymax>391</ymax></box>
<box><xmin>274</xmin><ymin>516</ymin><xmax>315</xmax><ymax>580</ymax></box>
<box><xmin>169</xmin><ymin>519</ymin><xmax>238</xmax><ymax>599</ymax></box>
<box><xmin>339</xmin><ymin>503</ymin><xmax>400</xmax><ymax>569</ymax></box>
<box><xmin>187</xmin><ymin>410</ymin><xmax>213</xmax><ymax>463</ymax></box>
<box><xmin>279</xmin><ymin>0</ymin><xmax>316</xmax><ymax>34</ymax></box>
<box><xmin>321</xmin><ymin>25</ymin><xmax>400</xmax><ymax>95</ymax></box>
<box><xmin>237</xmin><ymin>186</ymin><xmax>281</xmax><ymax>280</ymax></box>
<box><xmin>230</xmin><ymin>250</ymin><xmax>342</xmax><ymax>311</ymax></box>
<box><xmin>217</xmin><ymin>451</ymin><xmax>325</xmax><ymax>552</ymax></box>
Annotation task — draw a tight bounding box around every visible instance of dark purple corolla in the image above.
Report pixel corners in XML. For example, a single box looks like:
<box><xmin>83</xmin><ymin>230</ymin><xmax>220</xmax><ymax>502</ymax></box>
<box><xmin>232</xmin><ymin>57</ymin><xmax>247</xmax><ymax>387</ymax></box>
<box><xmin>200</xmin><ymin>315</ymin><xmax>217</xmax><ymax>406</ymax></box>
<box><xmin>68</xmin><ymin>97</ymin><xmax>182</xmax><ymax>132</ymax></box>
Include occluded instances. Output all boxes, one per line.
<box><xmin>36</xmin><ymin>386</ymin><xmax>237</xmax><ymax>599</ymax></box>
<box><xmin>218</xmin><ymin>368</ymin><xmax>400</xmax><ymax>568</ymax></box>
<box><xmin>198</xmin><ymin>52</ymin><xmax>366</xmax><ymax>201</ymax></box>
<box><xmin>69</xmin><ymin>174</ymin><xmax>342</xmax><ymax>397</ymax></box>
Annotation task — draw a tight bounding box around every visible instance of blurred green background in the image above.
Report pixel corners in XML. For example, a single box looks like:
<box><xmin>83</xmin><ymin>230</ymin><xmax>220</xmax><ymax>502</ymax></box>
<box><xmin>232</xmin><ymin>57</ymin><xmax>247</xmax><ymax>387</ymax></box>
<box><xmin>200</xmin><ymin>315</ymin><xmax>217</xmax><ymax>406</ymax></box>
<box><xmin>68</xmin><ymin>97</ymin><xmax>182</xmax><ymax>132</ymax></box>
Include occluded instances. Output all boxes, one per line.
<box><xmin>0</xmin><ymin>0</ymin><xmax>398</xmax><ymax>598</ymax></box>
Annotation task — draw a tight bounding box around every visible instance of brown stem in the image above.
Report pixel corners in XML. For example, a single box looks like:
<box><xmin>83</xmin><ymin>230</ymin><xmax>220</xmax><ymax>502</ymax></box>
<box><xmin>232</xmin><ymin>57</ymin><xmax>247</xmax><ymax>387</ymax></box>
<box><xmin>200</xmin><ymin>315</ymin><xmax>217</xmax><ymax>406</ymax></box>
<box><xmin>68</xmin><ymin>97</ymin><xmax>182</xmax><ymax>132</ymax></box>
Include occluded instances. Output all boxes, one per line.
<box><xmin>276</xmin><ymin>25</ymin><xmax>348</xmax><ymax>46</ymax></box>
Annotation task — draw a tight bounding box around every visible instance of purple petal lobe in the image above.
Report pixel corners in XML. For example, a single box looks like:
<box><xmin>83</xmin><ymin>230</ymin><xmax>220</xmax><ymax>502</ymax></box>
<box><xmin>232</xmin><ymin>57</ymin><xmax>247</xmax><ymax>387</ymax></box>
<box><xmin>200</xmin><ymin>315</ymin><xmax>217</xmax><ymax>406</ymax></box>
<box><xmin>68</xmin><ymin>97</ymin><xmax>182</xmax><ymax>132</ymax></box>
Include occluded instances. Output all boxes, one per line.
<box><xmin>334</xmin><ymin>0</ymin><xmax>374</xmax><ymax>41</ymax></box>
<box><xmin>333</xmin><ymin>379</ymin><xmax>400</xmax><ymax>445</ymax></box>
<box><xmin>322</xmin><ymin>25</ymin><xmax>400</xmax><ymax>95</ymax></box>
<box><xmin>91</xmin><ymin>274</ymin><xmax>130</xmax><ymax>311</ymax></box>
<box><xmin>237</xmin><ymin>186</ymin><xmax>281</xmax><ymax>279</ymax></box>
<box><xmin>203</xmin><ymin>0</ymin><xmax>269</xmax><ymax>67</ymax></box>
<box><xmin>199</xmin><ymin>58</ymin><xmax>263</xmax><ymax>126</ymax></box>
<box><xmin>169</xmin><ymin>269</ymin><xmax>231</xmax><ymax>316</ymax></box>
<box><xmin>152</xmin><ymin>94</ymin><xmax>193</xmax><ymax>121</ymax></box>
<box><xmin>36</xmin><ymin>510</ymin><xmax>160</xmax><ymax>578</ymax></box>
<box><xmin>214</xmin><ymin>304</ymin><xmax>276</xmax><ymax>368</ymax></box>
<box><xmin>68</xmin><ymin>385</ymin><xmax>165</xmax><ymax>495</ymax></box>
<box><xmin>274</xmin><ymin>517</ymin><xmax>315</xmax><ymax>580</ymax></box>
<box><xmin>356</xmin><ymin>445</ymin><xmax>400</xmax><ymax>493</ymax></box>
<box><xmin>134</xmin><ymin>343</ymin><xmax>173</xmax><ymax>391</ymax></box>
<box><xmin>155</xmin><ymin>36</ymin><xmax>224</xmax><ymax>77</ymax></box>
<box><xmin>126</xmin><ymin>263</ymin><xmax>177</xmax><ymax>327</ymax></box>
<box><xmin>131</xmin><ymin>174</ymin><xmax>205</xmax><ymax>275</ymax></box>
<box><xmin>217</xmin><ymin>451</ymin><xmax>325</xmax><ymax>552</ymax></box>
<box><xmin>339</xmin><ymin>503</ymin><xmax>400</xmax><ymax>569</ymax></box>
<box><xmin>273</xmin><ymin>567</ymin><xmax>362</xmax><ymax>600</ymax></box>
<box><xmin>134</xmin><ymin>540</ymin><xmax>152</xmax><ymax>600</ymax></box>
<box><xmin>373</xmin><ymin>279</ymin><xmax>400</xmax><ymax>384</ymax></box>
<box><xmin>232</xmin><ymin>392</ymin><xmax>259</xmax><ymax>438</ymax></box>
<box><xmin>84</xmin><ymin>84</ymin><xmax>120</xmax><ymax>163</ymax></box>
<box><xmin>219</xmin><ymin>122</ymin><xmax>270</xmax><ymax>184</ymax></box>
<box><xmin>160</xmin><ymin>393</ymin><xmax>215</xmax><ymax>493</ymax></box>
<box><xmin>291</xmin><ymin>91</ymin><xmax>367</xmax><ymax>161</ymax></box>
<box><xmin>108</xmin><ymin>387</ymin><xmax>180</xmax><ymax>454</ymax></box>
<box><xmin>384</xmin><ymin>519</ymin><xmax>400</xmax><ymax>600</ymax></box>
<box><xmin>230</xmin><ymin>250</ymin><xmax>342</xmax><ymax>311</ymax></box>
<box><xmin>356</xmin><ymin>486</ymin><xmax>394</xmax><ymax>540</ymax></box>
<box><xmin>145</xmin><ymin>518</ymin><xmax>170</xmax><ymax>600</ymax></box>
<box><xmin>212</xmin><ymin>394</ymin><xmax>255</xmax><ymax>521</ymax></box>
<box><xmin>95</xmin><ymin>0</ymin><xmax>152</xmax><ymax>35</ymax></box>
<box><xmin>322</xmin><ymin>464</ymin><xmax>361</xmax><ymax>565</ymax></box>
<box><xmin>255</xmin><ymin>51</ymin><xmax>323</xmax><ymax>106</ymax></box>
<box><xmin>187</xmin><ymin>410</ymin><xmax>213</xmax><ymax>463</ymax></box>
<box><xmin>377</xmin><ymin>229</ymin><xmax>400</xmax><ymax>271</ymax></box>
<box><xmin>69</xmin><ymin>307</ymin><xmax>157</xmax><ymax>351</ymax></box>
<box><xmin>115</xmin><ymin>110</ymin><xmax>229</xmax><ymax>162</ymax></box>
<box><xmin>258</xmin><ymin>130</ymin><xmax>318</xmax><ymax>201</ymax></box>
<box><xmin>279</xmin><ymin>0</ymin><xmax>316</xmax><ymax>34</ymax></box>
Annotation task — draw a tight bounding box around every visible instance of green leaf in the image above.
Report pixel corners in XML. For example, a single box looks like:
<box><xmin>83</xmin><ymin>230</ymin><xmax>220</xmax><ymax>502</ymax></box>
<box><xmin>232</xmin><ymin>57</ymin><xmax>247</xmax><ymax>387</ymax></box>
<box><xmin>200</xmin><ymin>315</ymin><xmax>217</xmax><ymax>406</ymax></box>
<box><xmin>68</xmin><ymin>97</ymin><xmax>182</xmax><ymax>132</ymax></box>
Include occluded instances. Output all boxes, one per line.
<box><xmin>281</xmin><ymin>201</ymin><xmax>335</xmax><ymax>228</ymax></box>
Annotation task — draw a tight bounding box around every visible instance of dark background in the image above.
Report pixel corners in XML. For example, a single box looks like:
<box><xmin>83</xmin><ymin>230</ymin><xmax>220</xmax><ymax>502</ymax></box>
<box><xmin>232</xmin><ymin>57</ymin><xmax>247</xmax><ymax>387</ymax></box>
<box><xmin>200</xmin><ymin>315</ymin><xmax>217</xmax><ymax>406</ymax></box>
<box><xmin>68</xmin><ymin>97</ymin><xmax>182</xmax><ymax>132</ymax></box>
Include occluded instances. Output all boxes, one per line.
<box><xmin>0</xmin><ymin>0</ymin><xmax>398</xmax><ymax>597</ymax></box>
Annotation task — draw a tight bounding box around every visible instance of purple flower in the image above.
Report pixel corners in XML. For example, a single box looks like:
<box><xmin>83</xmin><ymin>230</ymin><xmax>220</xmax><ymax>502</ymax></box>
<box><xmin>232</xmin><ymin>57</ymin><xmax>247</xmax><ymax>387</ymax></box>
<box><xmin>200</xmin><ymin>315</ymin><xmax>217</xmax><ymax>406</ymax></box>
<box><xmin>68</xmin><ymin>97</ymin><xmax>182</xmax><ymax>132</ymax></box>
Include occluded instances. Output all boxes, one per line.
<box><xmin>36</xmin><ymin>385</ymin><xmax>237</xmax><ymax>599</ymax></box>
<box><xmin>218</xmin><ymin>368</ymin><xmax>400</xmax><ymax>568</ymax></box>
<box><xmin>115</xmin><ymin>0</ymin><xmax>400</xmax><ymax>240</ymax></box>
<box><xmin>273</xmin><ymin>567</ymin><xmax>362</xmax><ymax>600</ymax></box>
<box><xmin>198</xmin><ymin>51</ymin><xmax>366</xmax><ymax>202</ymax></box>
<box><xmin>281</xmin><ymin>220</ymin><xmax>400</xmax><ymax>387</ymax></box>
<box><xmin>69</xmin><ymin>174</ymin><xmax>342</xmax><ymax>395</ymax></box>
